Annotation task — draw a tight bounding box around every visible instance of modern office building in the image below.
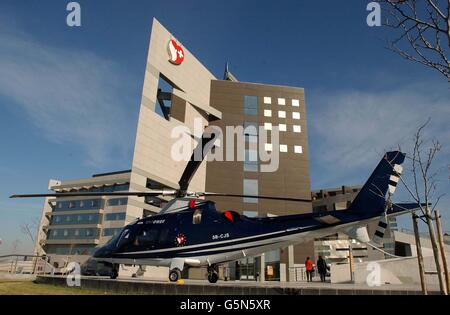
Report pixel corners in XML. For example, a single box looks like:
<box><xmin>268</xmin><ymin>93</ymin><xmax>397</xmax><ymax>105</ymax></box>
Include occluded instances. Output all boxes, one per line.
<box><xmin>206</xmin><ymin>78</ymin><xmax>312</xmax><ymax>281</ymax></box>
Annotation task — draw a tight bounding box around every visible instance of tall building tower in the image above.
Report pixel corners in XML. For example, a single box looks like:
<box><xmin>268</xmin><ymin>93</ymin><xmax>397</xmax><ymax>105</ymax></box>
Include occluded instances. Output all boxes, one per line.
<box><xmin>206</xmin><ymin>79</ymin><xmax>313</xmax><ymax>281</ymax></box>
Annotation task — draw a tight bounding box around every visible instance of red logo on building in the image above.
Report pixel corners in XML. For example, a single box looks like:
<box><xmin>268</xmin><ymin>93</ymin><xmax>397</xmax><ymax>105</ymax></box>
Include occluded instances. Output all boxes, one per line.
<box><xmin>168</xmin><ymin>39</ymin><xmax>185</xmax><ymax>65</ymax></box>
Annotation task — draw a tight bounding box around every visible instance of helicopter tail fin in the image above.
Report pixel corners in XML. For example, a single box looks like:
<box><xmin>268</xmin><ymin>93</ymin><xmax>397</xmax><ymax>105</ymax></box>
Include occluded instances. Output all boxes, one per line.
<box><xmin>347</xmin><ymin>151</ymin><xmax>406</xmax><ymax>216</ymax></box>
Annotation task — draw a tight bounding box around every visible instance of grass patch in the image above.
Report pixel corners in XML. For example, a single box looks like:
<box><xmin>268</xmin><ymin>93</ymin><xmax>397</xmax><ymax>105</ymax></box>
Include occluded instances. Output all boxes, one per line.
<box><xmin>0</xmin><ymin>280</ymin><xmax>112</xmax><ymax>295</ymax></box>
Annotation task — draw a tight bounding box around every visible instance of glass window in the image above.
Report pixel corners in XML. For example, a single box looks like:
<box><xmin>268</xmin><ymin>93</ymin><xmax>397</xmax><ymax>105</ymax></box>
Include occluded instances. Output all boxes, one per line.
<box><xmin>243</xmin><ymin>211</ymin><xmax>258</xmax><ymax>218</ymax></box>
<box><xmin>278</xmin><ymin>111</ymin><xmax>286</xmax><ymax>119</ymax></box>
<box><xmin>243</xmin><ymin>179</ymin><xmax>258</xmax><ymax>204</ymax></box>
<box><xmin>264</xmin><ymin>123</ymin><xmax>272</xmax><ymax>131</ymax></box>
<box><xmin>292</xmin><ymin>99</ymin><xmax>300</xmax><ymax>107</ymax></box>
<box><xmin>105</xmin><ymin>213</ymin><xmax>126</xmax><ymax>221</ymax></box>
<box><xmin>264</xmin><ymin>97</ymin><xmax>272</xmax><ymax>104</ymax></box>
<box><xmin>103</xmin><ymin>228</ymin><xmax>122</xmax><ymax>237</ymax></box>
<box><xmin>265</xmin><ymin>250</ymin><xmax>281</xmax><ymax>263</ymax></box>
<box><xmin>193</xmin><ymin>209</ymin><xmax>202</xmax><ymax>224</ymax></box>
<box><xmin>116</xmin><ymin>229</ymin><xmax>131</xmax><ymax>248</ymax></box>
<box><xmin>158</xmin><ymin>229</ymin><xmax>170</xmax><ymax>244</ymax></box>
<box><xmin>264</xmin><ymin>110</ymin><xmax>272</xmax><ymax>117</ymax></box>
<box><xmin>278</xmin><ymin>98</ymin><xmax>286</xmax><ymax>106</ymax></box>
<box><xmin>244</xmin><ymin>122</ymin><xmax>258</xmax><ymax>144</ymax></box>
<box><xmin>265</xmin><ymin>143</ymin><xmax>273</xmax><ymax>152</ymax></box>
<box><xmin>293</xmin><ymin>125</ymin><xmax>302</xmax><ymax>133</ymax></box>
<box><xmin>280</xmin><ymin>145</ymin><xmax>288</xmax><ymax>153</ymax></box>
<box><xmin>244</xmin><ymin>149</ymin><xmax>258</xmax><ymax>172</ymax></box>
<box><xmin>293</xmin><ymin>112</ymin><xmax>301</xmax><ymax>120</ymax></box>
<box><xmin>245</xmin><ymin>134</ymin><xmax>258</xmax><ymax>144</ymax></box>
<box><xmin>244</xmin><ymin>122</ymin><xmax>258</xmax><ymax>135</ymax></box>
<box><xmin>244</xmin><ymin>96</ymin><xmax>258</xmax><ymax>116</ymax></box>
<box><xmin>108</xmin><ymin>198</ymin><xmax>128</xmax><ymax>207</ymax></box>
<box><xmin>279</xmin><ymin>124</ymin><xmax>287</xmax><ymax>132</ymax></box>
<box><xmin>294</xmin><ymin>146</ymin><xmax>303</xmax><ymax>154</ymax></box>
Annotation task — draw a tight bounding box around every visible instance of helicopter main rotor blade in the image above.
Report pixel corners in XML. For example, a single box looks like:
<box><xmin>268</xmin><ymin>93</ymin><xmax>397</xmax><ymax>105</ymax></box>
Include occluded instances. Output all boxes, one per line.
<box><xmin>197</xmin><ymin>192</ymin><xmax>311</xmax><ymax>203</ymax></box>
<box><xmin>9</xmin><ymin>190</ymin><xmax>178</xmax><ymax>199</ymax></box>
<box><xmin>178</xmin><ymin>132</ymin><xmax>217</xmax><ymax>195</ymax></box>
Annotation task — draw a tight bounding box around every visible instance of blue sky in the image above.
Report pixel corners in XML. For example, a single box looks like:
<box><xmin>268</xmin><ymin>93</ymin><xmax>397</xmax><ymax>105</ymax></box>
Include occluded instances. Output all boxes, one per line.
<box><xmin>0</xmin><ymin>0</ymin><xmax>449</xmax><ymax>254</ymax></box>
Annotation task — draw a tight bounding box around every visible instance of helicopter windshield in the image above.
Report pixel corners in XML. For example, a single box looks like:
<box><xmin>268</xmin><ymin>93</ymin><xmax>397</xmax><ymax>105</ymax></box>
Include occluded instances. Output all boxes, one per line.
<box><xmin>116</xmin><ymin>228</ymin><xmax>132</xmax><ymax>248</ymax></box>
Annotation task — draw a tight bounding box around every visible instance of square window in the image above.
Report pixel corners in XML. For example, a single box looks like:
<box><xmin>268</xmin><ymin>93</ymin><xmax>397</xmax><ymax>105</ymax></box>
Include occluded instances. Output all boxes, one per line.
<box><xmin>280</xmin><ymin>145</ymin><xmax>288</xmax><ymax>153</ymax></box>
<box><xmin>264</xmin><ymin>110</ymin><xmax>272</xmax><ymax>117</ymax></box>
<box><xmin>264</xmin><ymin>123</ymin><xmax>272</xmax><ymax>131</ymax></box>
<box><xmin>294</xmin><ymin>146</ymin><xmax>303</xmax><ymax>154</ymax></box>
<box><xmin>279</xmin><ymin>124</ymin><xmax>287</xmax><ymax>132</ymax></box>
<box><xmin>278</xmin><ymin>98</ymin><xmax>286</xmax><ymax>105</ymax></box>
<box><xmin>265</xmin><ymin>143</ymin><xmax>273</xmax><ymax>151</ymax></box>
<box><xmin>292</xmin><ymin>99</ymin><xmax>300</xmax><ymax>107</ymax></box>
<box><xmin>264</xmin><ymin>97</ymin><xmax>272</xmax><ymax>104</ymax></box>
<box><xmin>293</xmin><ymin>112</ymin><xmax>301</xmax><ymax>120</ymax></box>
<box><xmin>293</xmin><ymin>125</ymin><xmax>302</xmax><ymax>133</ymax></box>
<box><xmin>278</xmin><ymin>111</ymin><xmax>286</xmax><ymax>119</ymax></box>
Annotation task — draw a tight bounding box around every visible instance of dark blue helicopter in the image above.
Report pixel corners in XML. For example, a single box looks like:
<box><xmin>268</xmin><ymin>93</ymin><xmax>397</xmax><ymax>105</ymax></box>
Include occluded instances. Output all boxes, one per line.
<box><xmin>11</xmin><ymin>134</ymin><xmax>418</xmax><ymax>283</ymax></box>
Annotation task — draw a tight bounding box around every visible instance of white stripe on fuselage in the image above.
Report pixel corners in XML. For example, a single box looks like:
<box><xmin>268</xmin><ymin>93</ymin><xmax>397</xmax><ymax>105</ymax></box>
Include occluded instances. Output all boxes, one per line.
<box><xmin>117</xmin><ymin>225</ymin><xmax>317</xmax><ymax>256</ymax></box>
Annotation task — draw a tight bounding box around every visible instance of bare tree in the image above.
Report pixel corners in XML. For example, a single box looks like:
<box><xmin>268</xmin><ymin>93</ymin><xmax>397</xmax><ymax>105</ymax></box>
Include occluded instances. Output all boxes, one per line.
<box><xmin>10</xmin><ymin>239</ymin><xmax>21</xmax><ymax>254</ymax></box>
<box><xmin>378</xmin><ymin>0</ymin><xmax>450</xmax><ymax>81</ymax></box>
<box><xmin>20</xmin><ymin>217</ymin><xmax>40</xmax><ymax>245</ymax></box>
<box><xmin>397</xmin><ymin>119</ymin><xmax>447</xmax><ymax>294</ymax></box>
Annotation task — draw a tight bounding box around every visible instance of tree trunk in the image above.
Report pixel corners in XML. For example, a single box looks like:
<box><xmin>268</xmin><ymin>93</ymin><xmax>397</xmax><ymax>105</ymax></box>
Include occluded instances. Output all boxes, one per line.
<box><xmin>435</xmin><ymin>210</ymin><xmax>450</xmax><ymax>294</ymax></box>
<box><xmin>424</xmin><ymin>208</ymin><xmax>447</xmax><ymax>295</ymax></box>
<box><xmin>412</xmin><ymin>213</ymin><xmax>428</xmax><ymax>295</ymax></box>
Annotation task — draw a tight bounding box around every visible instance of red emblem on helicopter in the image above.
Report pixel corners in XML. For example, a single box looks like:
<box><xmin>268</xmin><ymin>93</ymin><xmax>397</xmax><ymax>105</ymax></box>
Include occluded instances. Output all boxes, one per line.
<box><xmin>175</xmin><ymin>233</ymin><xmax>187</xmax><ymax>247</ymax></box>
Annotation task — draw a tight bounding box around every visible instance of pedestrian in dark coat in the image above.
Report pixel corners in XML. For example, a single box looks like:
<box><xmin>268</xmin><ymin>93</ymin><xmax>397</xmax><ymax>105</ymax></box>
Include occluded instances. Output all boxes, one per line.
<box><xmin>317</xmin><ymin>256</ymin><xmax>329</xmax><ymax>282</ymax></box>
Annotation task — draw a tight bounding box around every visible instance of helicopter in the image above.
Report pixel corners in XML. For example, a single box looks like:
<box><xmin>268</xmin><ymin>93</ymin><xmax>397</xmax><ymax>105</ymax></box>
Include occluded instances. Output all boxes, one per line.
<box><xmin>11</xmin><ymin>133</ymin><xmax>419</xmax><ymax>283</ymax></box>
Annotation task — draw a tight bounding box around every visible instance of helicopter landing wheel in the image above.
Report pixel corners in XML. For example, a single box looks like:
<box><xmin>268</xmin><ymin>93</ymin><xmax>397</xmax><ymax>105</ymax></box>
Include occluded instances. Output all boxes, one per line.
<box><xmin>169</xmin><ymin>268</ymin><xmax>182</xmax><ymax>282</ymax></box>
<box><xmin>207</xmin><ymin>272</ymin><xmax>218</xmax><ymax>284</ymax></box>
<box><xmin>110</xmin><ymin>265</ymin><xmax>119</xmax><ymax>280</ymax></box>
<box><xmin>207</xmin><ymin>265</ymin><xmax>219</xmax><ymax>284</ymax></box>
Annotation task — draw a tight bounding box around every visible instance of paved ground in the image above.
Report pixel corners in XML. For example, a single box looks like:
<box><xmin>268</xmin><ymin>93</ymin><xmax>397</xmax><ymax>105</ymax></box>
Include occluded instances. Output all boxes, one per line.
<box><xmin>84</xmin><ymin>275</ymin><xmax>437</xmax><ymax>292</ymax></box>
<box><xmin>1</xmin><ymin>272</ymin><xmax>439</xmax><ymax>294</ymax></box>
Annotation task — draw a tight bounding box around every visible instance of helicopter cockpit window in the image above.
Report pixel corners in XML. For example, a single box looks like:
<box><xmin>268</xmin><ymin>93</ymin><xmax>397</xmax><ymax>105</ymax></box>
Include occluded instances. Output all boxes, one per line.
<box><xmin>116</xmin><ymin>229</ymin><xmax>131</xmax><ymax>248</ymax></box>
<box><xmin>192</xmin><ymin>209</ymin><xmax>202</xmax><ymax>225</ymax></box>
<box><xmin>135</xmin><ymin>228</ymin><xmax>159</xmax><ymax>247</ymax></box>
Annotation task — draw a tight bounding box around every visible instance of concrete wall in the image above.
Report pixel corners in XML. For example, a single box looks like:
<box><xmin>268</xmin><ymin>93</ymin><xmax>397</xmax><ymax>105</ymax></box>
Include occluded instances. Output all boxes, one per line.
<box><xmin>331</xmin><ymin>252</ymin><xmax>450</xmax><ymax>286</ymax></box>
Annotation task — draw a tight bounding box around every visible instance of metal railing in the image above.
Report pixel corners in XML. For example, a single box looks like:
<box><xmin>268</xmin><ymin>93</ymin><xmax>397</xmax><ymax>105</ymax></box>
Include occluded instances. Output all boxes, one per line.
<box><xmin>288</xmin><ymin>266</ymin><xmax>308</xmax><ymax>282</ymax></box>
<box><xmin>0</xmin><ymin>255</ymin><xmax>55</xmax><ymax>275</ymax></box>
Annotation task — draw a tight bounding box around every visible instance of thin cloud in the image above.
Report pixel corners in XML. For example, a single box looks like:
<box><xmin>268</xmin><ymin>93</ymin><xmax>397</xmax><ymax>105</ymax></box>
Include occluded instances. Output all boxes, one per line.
<box><xmin>0</xmin><ymin>26</ymin><xmax>138</xmax><ymax>168</ymax></box>
<box><xmin>308</xmin><ymin>83</ymin><xmax>450</xmax><ymax>188</ymax></box>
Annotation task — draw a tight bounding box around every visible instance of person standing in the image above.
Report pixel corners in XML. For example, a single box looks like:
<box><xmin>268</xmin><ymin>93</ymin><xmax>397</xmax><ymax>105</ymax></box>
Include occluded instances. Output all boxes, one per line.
<box><xmin>317</xmin><ymin>256</ymin><xmax>329</xmax><ymax>283</ymax></box>
<box><xmin>305</xmin><ymin>257</ymin><xmax>314</xmax><ymax>282</ymax></box>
